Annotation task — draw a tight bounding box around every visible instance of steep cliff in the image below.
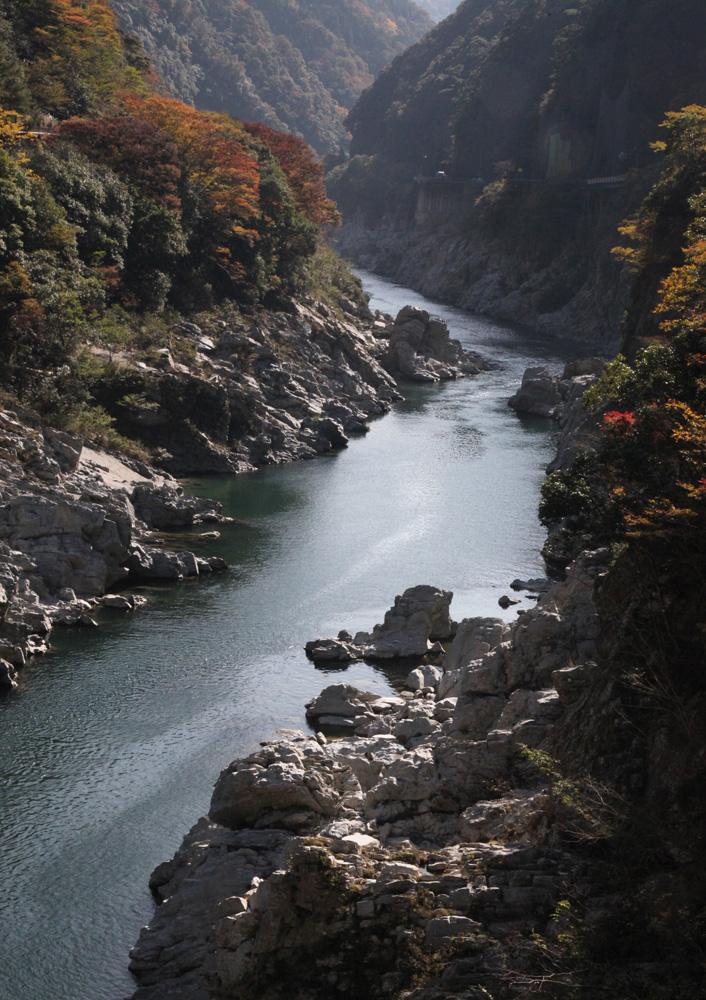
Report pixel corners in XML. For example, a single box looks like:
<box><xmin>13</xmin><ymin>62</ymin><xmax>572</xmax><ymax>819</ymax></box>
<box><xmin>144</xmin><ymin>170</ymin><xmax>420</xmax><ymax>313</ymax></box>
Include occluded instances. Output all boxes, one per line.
<box><xmin>330</xmin><ymin>0</ymin><xmax>706</xmax><ymax>348</ymax></box>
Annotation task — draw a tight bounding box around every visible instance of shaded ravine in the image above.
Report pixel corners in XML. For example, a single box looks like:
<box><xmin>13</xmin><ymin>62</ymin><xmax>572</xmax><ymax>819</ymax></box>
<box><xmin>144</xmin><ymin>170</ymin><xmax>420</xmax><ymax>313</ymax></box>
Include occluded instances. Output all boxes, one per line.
<box><xmin>0</xmin><ymin>271</ymin><xmax>579</xmax><ymax>1000</ymax></box>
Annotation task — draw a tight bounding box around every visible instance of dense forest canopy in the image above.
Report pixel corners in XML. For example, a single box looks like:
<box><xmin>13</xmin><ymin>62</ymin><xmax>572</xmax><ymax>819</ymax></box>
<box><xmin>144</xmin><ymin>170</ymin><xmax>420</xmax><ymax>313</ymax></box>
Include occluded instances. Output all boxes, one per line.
<box><xmin>108</xmin><ymin>0</ymin><xmax>433</xmax><ymax>156</ymax></box>
<box><xmin>0</xmin><ymin>0</ymin><xmax>351</xmax><ymax>452</ymax></box>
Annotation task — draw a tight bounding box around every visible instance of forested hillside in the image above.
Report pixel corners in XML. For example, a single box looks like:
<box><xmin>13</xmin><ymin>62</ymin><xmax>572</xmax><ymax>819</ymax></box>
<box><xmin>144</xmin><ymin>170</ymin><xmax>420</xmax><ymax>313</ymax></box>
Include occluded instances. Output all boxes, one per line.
<box><xmin>109</xmin><ymin>0</ymin><xmax>433</xmax><ymax>156</ymax></box>
<box><xmin>414</xmin><ymin>0</ymin><xmax>460</xmax><ymax>21</ymax></box>
<box><xmin>0</xmin><ymin>0</ymin><xmax>366</xmax><ymax>461</ymax></box>
<box><xmin>330</xmin><ymin>0</ymin><xmax>706</xmax><ymax>347</ymax></box>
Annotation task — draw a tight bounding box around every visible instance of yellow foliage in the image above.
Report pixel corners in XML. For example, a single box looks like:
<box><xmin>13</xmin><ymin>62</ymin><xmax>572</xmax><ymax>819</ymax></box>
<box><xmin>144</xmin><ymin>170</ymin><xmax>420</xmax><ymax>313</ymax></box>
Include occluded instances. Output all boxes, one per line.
<box><xmin>0</xmin><ymin>108</ymin><xmax>37</xmax><ymax>163</ymax></box>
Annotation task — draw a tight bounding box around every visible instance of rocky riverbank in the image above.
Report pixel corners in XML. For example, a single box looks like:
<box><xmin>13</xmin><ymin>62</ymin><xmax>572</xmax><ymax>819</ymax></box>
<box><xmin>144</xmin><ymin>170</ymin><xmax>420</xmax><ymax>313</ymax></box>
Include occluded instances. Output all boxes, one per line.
<box><xmin>97</xmin><ymin>300</ymin><xmax>485</xmax><ymax>477</ymax></box>
<box><xmin>335</xmin><ymin>222</ymin><xmax>629</xmax><ymax>355</ymax></box>
<box><xmin>127</xmin><ymin>552</ymin><xmax>607</xmax><ymax>1000</ymax></box>
<box><xmin>0</xmin><ymin>300</ymin><xmax>484</xmax><ymax>694</ymax></box>
<box><xmin>0</xmin><ymin>406</ymin><xmax>230</xmax><ymax>692</ymax></box>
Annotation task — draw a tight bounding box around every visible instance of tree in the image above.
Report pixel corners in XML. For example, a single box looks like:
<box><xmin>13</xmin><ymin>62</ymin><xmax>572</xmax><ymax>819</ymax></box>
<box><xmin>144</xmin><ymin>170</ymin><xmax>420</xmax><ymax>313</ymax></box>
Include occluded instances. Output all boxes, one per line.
<box><xmin>243</xmin><ymin>121</ymin><xmax>340</xmax><ymax>226</ymax></box>
<box><xmin>54</xmin><ymin>114</ymin><xmax>182</xmax><ymax>211</ymax></box>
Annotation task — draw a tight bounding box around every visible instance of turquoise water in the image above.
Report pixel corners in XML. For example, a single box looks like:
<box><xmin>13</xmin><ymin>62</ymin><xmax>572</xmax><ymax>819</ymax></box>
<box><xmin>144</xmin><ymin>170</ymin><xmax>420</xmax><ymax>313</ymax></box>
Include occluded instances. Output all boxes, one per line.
<box><xmin>0</xmin><ymin>271</ymin><xmax>576</xmax><ymax>1000</ymax></box>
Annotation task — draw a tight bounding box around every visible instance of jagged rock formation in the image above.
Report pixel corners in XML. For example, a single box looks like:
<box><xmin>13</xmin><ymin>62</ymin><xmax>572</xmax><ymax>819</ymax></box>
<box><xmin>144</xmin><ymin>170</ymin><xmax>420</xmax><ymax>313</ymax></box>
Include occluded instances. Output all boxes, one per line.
<box><xmin>102</xmin><ymin>302</ymin><xmax>487</xmax><ymax>475</ymax></box>
<box><xmin>382</xmin><ymin>306</ymin><xmax>484</xmax><ymax>382</ymax></box>
<box><xmin>306</xmin><ymin>584</ymin><xmax>456</xmax><ymax>664</ymax></box>
<box><xmin>128</xmin><ymin>553</ymin><xmax>605</xmax><ymax>999</ymax></box>
<box><xmin>0</xmin><ymin>297</ymin><xmax>487</xmax><ymax>693</ymax></box>
<box><xmin>97</xmin><ymin>302</ymin><xmax>403</xmax><ymax>475</ymax></box>
<box><xmin>509</xmin><ymin>358</ymin><xmax>607</xmax><ymax>469</ymax></box>
<box><xmin>0</xmin><ymin>407</ymin><xmax>227</xmax><ymax>691</ymax></box>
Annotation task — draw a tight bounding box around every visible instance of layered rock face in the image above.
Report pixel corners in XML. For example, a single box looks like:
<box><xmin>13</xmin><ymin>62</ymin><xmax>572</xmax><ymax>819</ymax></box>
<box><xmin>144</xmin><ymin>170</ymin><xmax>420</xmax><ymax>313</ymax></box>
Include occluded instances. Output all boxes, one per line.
<box><xmin>0</xmin><ymin>408</ymin><xmax>226</xmax><ymax>692</ymax></box>
<box><xmin>335</xmin><ymin>222</ymin><xmax>629</xmax><ymax>355</ymax></box>
<box><xmin>109</xmin><ymin>301</ymin><xmax>485</xmax><ymax>475</ymax></box>
<box><xmin>129</xmin><ymin>553</ymin><xmax>606</xmax><ymax>1000</ymax></box>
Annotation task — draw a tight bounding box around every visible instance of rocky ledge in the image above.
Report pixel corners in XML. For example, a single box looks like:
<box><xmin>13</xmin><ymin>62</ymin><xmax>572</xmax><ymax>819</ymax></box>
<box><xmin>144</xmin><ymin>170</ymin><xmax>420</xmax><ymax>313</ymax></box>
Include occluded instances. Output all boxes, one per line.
<box><xmin>128</xmin><ymin>548</ymin><xmax>607</xmax><ymax>1000</ymax></box>
<box><xmin>0</xmin><ymin>406</ymin><xmax>228</xmax><ymax>692</ymax></box>
<box><xmin>107</xmin><ymin>301</ymin><xmax>485</xmax><ymax>477</ymax></box>
<box><xmin>0</xmin><ymin>295</ymin><xmax>488</xmax><ymax>693</ymax></box>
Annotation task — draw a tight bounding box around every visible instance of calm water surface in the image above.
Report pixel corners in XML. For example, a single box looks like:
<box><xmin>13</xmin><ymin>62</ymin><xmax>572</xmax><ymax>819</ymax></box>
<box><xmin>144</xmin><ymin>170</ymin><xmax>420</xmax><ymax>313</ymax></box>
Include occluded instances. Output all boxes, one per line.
<box><xmin>0</xmin><ymin>271</ymin><xmax>578</xmax><ymax>1000</ymax></box>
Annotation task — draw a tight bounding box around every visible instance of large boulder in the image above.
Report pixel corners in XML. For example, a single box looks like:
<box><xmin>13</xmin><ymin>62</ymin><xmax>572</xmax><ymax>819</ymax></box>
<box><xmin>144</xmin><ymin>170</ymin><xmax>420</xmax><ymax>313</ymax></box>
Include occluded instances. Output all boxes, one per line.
<box><xmin>442</xmin><ymin>617</ymin><xmax>509</xmax><ymax>673</ymax></box>
<box><xmin>0</xmin><ymin>492</ymin><xmax>134</xmax><ymax>594</ymax></box>
<box><xmin>508</xmin><ymin>367</ymin><xmax>562</xmax><ymax>417</ymax></box>
<box><xmin>131</xmin><ymin>482</ymin><xmax>222</xmax><ymax>529</ymax></box>
<box><xmin>305</xmin><ymin>683</ymin><xmax>404</xmax><ymax>731</ymax></box>
<box><xmin>384</xmin><ymin>307</ymin><xmax>483</xmax><ymax>382</ymax></box>
<box><xmin>209</xmin><ymin>732</ymin><xmax>353</xmax><ymax>831</ymax></box>
<box><xmin>355</xmin><ymin>584</ymin><xmax>455</xmax><ymax>658</ymax></box>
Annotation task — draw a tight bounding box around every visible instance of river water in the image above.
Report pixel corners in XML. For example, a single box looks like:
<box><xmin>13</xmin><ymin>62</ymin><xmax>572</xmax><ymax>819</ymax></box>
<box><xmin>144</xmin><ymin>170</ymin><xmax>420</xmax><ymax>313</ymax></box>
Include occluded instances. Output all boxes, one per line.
<box><xmin>0</xmin><ymin>271</ymin><xmax>577</xmax><ymax>1000</ymax></box>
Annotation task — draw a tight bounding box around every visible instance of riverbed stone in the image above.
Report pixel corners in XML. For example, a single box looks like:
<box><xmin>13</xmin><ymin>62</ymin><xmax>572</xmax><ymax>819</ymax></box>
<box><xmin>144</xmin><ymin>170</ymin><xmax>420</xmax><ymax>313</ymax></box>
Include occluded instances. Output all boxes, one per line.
<box><xmin>304</xmin><ymin>637</ymin><xmax>361</xmax><ymax>661</ymax></box>
<box><xmin>209</xmin><ymin>733</ymin><xmax>348</xmax><ymax>831</ymax></box>
<box><xmin>508</xmin><ymin>367</ymin><xmax>562</xmax><ymax>417</ymax></box>
<box><xmin>406</xmin><ymin>663</ymin><xmax>441</xmax><ymax>690</ymax></box>
<box><xmin>354</xmin><ymin>584</ymin><xmax>454</xmax><ymax>658</ymax></box>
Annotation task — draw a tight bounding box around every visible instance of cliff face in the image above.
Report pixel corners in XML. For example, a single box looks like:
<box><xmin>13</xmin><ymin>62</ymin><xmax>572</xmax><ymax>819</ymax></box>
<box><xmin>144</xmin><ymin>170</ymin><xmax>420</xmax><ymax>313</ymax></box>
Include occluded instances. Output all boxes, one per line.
<box><xmin>328</xmin><ymin>0</ymin><xmax>706</xmax><ymax>347</ymax></box>
<box><xmin>127</xmin><ymin>547</ymin><xmax>706</xmax><ymax>1000</ymax></box>
<box><xmin>334</xmin><ymin>212</ymin><xmax>634</xmax><ymax>353</ymax></box>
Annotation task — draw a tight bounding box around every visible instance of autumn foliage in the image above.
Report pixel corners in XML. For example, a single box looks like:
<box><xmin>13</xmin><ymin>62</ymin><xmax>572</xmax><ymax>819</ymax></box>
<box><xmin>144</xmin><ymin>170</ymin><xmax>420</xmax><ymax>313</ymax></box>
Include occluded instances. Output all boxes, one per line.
<box><xmin>542</xmin><ymin>107</ymin><xmax>706</xmax><ymax>693</ymax></box>
<box><xmin>242</xmin><ymin>122</ymin><xmax>340</xmax><ymax>227</ymax></box>
<box><xmin>0</xmin><ymin>0</ymin><xmax>345</xmax><ymax>406</ymax></box>
<box><xmin>54</xmin><ymin>114</ymin><xmax>182</xmax><ymax>210</ymax></box>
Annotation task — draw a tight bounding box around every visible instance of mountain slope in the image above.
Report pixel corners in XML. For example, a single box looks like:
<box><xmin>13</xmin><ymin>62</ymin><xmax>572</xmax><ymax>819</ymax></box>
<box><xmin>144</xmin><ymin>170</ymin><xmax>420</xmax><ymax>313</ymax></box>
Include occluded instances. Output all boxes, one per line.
<box><xmin>330</xmin><ymin>0</ymin><xmax>706</xmax><ymax>348</ymax></box>
<box><xmin>110</xmin><ymin>0</ymin><xmax>433</xmax><ymax>156</ymax></box>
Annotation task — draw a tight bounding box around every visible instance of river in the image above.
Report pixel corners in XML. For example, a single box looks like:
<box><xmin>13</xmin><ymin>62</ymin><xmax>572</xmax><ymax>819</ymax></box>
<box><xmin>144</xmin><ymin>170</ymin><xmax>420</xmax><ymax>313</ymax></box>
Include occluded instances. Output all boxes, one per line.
<box><xmin>0</xmin><ymin>271</ymin><xmax>578</xmax><ymax>1000</ymax></box>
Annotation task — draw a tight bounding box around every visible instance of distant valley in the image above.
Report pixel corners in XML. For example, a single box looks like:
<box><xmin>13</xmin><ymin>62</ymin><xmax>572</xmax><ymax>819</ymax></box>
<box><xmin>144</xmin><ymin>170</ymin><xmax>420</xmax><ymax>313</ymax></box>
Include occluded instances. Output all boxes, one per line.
<box><xmin>110</xmin><ymin>0</ymin><xmax>434</xmax><ymax>155</ymax></box>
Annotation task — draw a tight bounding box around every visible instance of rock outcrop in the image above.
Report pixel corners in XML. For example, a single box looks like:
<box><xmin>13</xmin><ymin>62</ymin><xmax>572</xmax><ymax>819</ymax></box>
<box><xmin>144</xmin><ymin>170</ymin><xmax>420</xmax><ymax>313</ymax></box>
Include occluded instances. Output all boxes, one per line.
<box><xmin>0</xmin><ymin>407</ymin><xmax>227</xmax><ymax>691</ymax></box>
<box><xmin>102</xmin><ymin>302</ymin><xmax>406</xmax><ymax>476</ymax></box>
<box><xmin>116</xmin><ymin>301</ymin><xmax>487</xmax><ymax>475</ymax></box>
<box><xmin>383</xmin><ymin>306</ymin><xmax>485</xmax><ymax>382</ymax></box>
<box><xmin>305</xmin><ymin>584</ymin><xmax>455</xmax><ymax>663</ymax></box>
<box><xmin>129</xmin><ymin>553</ymin><xmax>606</xmax><ymax>999</ymax></box>
<box><xmin>334</xmin><ymin>221</ymin><xmax>628</xmax><ymax>355</ymax></box>
<box><xmin>508</xmin><ymin>357</ymin><xmax>607</xmax><ymax>427</ymax></box>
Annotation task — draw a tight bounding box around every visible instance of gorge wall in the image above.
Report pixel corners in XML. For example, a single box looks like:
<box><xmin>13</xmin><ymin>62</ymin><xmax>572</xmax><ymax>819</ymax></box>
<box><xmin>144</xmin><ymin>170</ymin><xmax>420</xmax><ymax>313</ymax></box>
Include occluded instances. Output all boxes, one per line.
<box><xmin>328</xmin><ymin>0</ymin><xmax>706</xmax><ymax>350</ymax></box>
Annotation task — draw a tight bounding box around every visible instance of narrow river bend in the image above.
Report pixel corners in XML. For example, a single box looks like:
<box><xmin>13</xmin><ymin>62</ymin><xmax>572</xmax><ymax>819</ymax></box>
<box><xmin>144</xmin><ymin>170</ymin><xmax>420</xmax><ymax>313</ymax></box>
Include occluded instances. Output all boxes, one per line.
<box><xmin>0</xmin><ymin>271</ymin><xmax>578</xmax><ymax>1000</ymax></box>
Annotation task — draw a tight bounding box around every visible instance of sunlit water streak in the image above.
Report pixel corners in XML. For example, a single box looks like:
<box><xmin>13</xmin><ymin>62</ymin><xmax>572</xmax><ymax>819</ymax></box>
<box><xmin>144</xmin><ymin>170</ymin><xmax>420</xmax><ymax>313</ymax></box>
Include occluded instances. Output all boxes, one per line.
<box><xmin>0</xmin><ymin>270</ymin><xmax>580</xmax><ymax>1000</ymax></box>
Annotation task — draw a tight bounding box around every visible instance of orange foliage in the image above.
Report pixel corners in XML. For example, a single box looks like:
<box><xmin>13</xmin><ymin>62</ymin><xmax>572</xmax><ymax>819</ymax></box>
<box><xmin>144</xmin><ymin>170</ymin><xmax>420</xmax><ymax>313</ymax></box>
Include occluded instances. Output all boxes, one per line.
<box><xmin>242</xmin><ymin>121</ymin><xmax>340</xmax><ymax>227</ymax></box>
<box><xmin>26</xmin><ymin>0</ymin><xmax>145</xmax><ymax>115</ymax></box>
<box><xmin>123</xmin><ymin>95</ymin><xmax>260</xmax><ymax>223</ymax></box>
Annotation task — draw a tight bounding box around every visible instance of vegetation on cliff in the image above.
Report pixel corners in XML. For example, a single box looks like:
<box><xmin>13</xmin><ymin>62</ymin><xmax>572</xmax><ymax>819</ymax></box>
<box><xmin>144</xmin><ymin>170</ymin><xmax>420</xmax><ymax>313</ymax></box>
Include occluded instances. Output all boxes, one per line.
<box><xmin>532</xmin><ymin>103</ymin><xmax>706</xmax><ymax>999</ymax></box>
<box><xmin>0</xmin><ymin>0</ymin><xmax>370</xmax><ymax>460</ymax></box>
<box><xmin>332</xmin><ymin>0</ymin><xmax>706</xmax><ymax>220</ymax></box>
<box><xmin>328</xmin><ymin>0</ymin><xmax>706</xmax><ymax>345</ymax></box>
<box><xmin>108</xmin><ymin>0</ymin><xmax>433</xmax><ymax>157</ymax></box>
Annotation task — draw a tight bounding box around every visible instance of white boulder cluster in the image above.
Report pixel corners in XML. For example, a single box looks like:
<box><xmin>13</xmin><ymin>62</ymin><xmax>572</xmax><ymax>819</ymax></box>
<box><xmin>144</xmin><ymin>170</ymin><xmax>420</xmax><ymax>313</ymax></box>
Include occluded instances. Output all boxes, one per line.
<box><xmin>0</xmin><ymin>407</ymin><xmax>228</xmax><ymax>691</ymax></box>
<box><xmin>305</xmin><ymin>584</ymin><xmax>455</xmax><ymax>665</ymax></box>
<box><xmin>129</xmin><ymin>550</ymin><xmax>607</xmax><ymax>1000</ymax></box>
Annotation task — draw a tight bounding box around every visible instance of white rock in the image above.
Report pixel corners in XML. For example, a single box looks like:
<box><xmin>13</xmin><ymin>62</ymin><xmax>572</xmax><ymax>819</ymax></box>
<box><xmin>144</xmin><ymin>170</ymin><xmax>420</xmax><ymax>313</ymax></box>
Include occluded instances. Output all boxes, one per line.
<box><xmin>406</xmin><ymin>664</ymin><xmax>441</xmax><ymax>690</ymax></box>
